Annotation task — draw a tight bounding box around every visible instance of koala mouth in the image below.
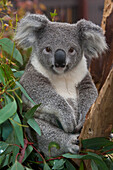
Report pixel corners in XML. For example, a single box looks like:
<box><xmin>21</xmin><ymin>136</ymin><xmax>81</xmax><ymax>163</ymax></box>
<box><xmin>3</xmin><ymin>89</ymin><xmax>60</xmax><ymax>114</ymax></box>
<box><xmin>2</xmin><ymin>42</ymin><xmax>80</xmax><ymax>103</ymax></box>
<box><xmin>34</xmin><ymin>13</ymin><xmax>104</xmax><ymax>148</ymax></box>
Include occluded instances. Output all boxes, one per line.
<box><xmin>52</xmin><ymin>65</ymin><xmax>68</xmax><ymax>74</ymax></box>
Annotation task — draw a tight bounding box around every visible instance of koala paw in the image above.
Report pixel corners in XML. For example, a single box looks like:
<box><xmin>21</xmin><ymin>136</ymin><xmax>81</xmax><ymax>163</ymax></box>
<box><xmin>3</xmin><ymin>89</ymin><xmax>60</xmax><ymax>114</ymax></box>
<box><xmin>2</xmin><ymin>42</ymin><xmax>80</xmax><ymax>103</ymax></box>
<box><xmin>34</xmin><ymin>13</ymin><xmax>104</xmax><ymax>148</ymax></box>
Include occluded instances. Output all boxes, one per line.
<box><xmin>60</xmin><ymin>111</ymin><xmax>77</xmax><ymax>133</ymax></box>
<box><xmin>66</xmin><ymin>134</ymin><xmax>80</xmax><ymax>154</ymax></box>
<box><xmin>75</xmin><ymin>122</ymin><xmax>83</xmax><ymax>133</ymax></box>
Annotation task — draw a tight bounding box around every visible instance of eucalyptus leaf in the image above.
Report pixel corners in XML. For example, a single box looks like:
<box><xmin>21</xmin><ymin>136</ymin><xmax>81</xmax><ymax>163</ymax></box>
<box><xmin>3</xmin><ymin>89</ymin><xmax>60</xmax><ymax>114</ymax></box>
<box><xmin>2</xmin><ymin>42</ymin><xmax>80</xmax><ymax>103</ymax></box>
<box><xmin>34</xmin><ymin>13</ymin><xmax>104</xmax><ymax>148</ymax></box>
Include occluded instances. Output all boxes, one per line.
<box><xmin>15</xmin><ymin>81</ymin><xmax>35</xmax><ymax>105</ymax></box>
<box><xmin>63</xmin><ymin>152</ymin><xmax>102</xmax><ymax>160</ymax></box>
<box><xmin>0</xmin><ymin>154</ymin><xmax>11</xmax><ymax>168</ymax></box>
<box><xmin>10</xmin><ymin>113</ymin><xmax>24</xmax><ymax>147</ymax></box>
<box><xmin>91</xmin><ymin>160</ymin><xmax>98</xmax><ymax>170</ymax></box>
<box><xmin>0</xmin><ymin>141</ymin><xmax>9</xmax><ymax>155</ymax></box>
<box><xmin>25</xmin><ymin>167</ymin><xmax>33</xmax><ymax>170</ymax></box>
<box><xmin>23</xmin><ymin>145</ymin><xmax>33</xmax><ymax>162</ymax></box>
<box><xmin>63</xmin><ymin>152</ymin><xmax>109</xmax><ymax>170</ymax></box>
<box><xmin>82</xmin><ymin>137</ymin><xmax>113</xmax><ymax>150</ymax></box>
<box><xmin>11</xmin><ymin>161</ymin><xmax>24</xmax><ymax>170</ymax></box>
<box><xmin>52</xmin><ymin>159</ymin><xmax>66</xmax><ymax>170</ymax></box>
<box><xmin>79</xmin><ymin>161</ymin><xmax>84</xmax><ymax>170</ymax></box>
<box><xmin>27</xmin><ymin>118</ymin><xmax>41</xmax><ymax>136</ymax></box>
<box><xmin>1</xmin><ymin>120</ymin><xmax>13</xmax><ymax>140</ymax></box>
<box><xmin>0</xmin><ymin>38</ymin><xmax>23</xmax><ymax>65</ymax></box>
<box><xmin>0</xmin><ymin>66</ymin><xmax>5</xmax><ymax>84</ymax></box>
<box><xmin>14</xmin><ymin>70</ymin><xmax>24</xmax><ymax>78</ymax></box>
<box><xmin>3</xmin><ymin>64</ymin><xmax>14</xmax><ymax>81</ymax></box>
<box><xmin>65</xmin><ymin>160</ymin><xmax>76</xmax><ymax>170</ymax></box>
<box><xmin>43</xmin><ymin>162</ymin><xmax>51</xmax><ymax>170</ymax></box>
<box><xmin>94</xmin><ymin>159</ymin><xmax>109</xmax><ymax>170</ymax></box>
<box><xmin>5</xmin><ymin>131</ymin><xmax>20</xmax><ymax>164</ymax></box>
<box><xmin>24</xmin><ymin>104</ymin><xmax>41</xmax><ymax>123</ymax></box>
<box><xmin>0</xmin><ymin>99</ymin><xmax>17</xmax><ymax>124</ymax></box>
<box><xmin>3</xmin><ymin>94</ymin><xmax>12</xmax><ymax>105</ymax></box>
<box><xmin>101</xmin><ymin>144</ymin><xmax>113</xmax><ymax>154</ymax></box>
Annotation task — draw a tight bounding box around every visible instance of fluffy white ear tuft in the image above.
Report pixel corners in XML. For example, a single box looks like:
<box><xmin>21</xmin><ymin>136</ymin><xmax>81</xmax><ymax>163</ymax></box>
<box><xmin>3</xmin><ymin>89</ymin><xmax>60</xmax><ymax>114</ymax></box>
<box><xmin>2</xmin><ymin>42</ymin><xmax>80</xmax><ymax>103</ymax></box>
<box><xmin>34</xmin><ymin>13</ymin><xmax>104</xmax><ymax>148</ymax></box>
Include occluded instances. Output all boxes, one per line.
<box><xmin>14</xmin><ymin>13</ymin><xmax>49</xmax><ymax>49</ymax></box>
<box><xmin>76</xmin><ymin>19</ymin><xmax>108</xmax><ymax>59</ymax></box>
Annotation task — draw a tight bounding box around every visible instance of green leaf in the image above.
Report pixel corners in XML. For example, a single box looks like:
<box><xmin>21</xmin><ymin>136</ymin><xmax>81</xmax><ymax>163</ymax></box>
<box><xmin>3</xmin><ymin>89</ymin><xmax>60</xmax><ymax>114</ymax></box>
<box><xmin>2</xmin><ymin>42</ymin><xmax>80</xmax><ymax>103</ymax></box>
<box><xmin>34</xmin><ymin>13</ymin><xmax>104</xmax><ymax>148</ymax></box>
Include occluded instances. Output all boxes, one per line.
<box><xmin>23</xmin><ymin>145</ymin><xmax>33</xmax><ymax>162</ymax></box>
<box><xmin>65</xmin><ymin>160</ymin><xmax>76</xmax><ymax>170</ymax></box>
<box><xmin>15</xmin><ymin>81</ymin><xmax>36</xmax><ymax>105</ymax></box>
<box><xmin>3</xmin><ymin>64</ymin><xmax>14</xmax><ymax>81</ymax></box>
<box><xmin>91</xmin><ymin>160</ymin><xmax>98</xmax><ymax>170</ymax></box>
<box><xmin>0</xmin><ymin>154</ymin><xmax>11</xmax><ymax>168</ymax></box>
<box><xmin>48</xmin><ymin>142</ymin><xmax>60</xmax><ymax>153</ymax></box>
<box><xmin>0</xmin><ymin>141</ymin><xmax>9</xmax><ymax>155</ymax></box>
<box><xmin>63</xmin><ymin>153</ymin><xmax>84</xmax><ymax>159</ymax></box>
<box><xmin>11</xmin><ymin>161</ymin><xmax>24</xmax><ymax>170</ymax></box>
<box><xmin>14</xmin><ymin>88</ymin><xmax>23</xmax><ymax>114</ymax></box>
<box><xmin>50</xmin><ymin>10</ymin><xmax>57</xmax><ymax>17</ymax></box>
<box><xmin>0</xmin><ymin>38</ymin><xmax>23</xmax><ymax>65</ymax></box>
<box><xmin>1</xmin><ymin>120</ymin><xmax>13</xmax><ymax>140</ymax></box>
<box><xmin>110</xmin><ymin>162</ymin><xmax>113</xmax><ymax>170</ymax></box>
<box><xmin>3</xmin><ymin>94</ymin><xmax>12</xmax><ymax>105</ymax></box>
<box><xmin>43</xmin><ymin>162</ymin><xmax>51</xmax><ymax>170</ymax></box>
<box><xmin>24</xmin><ymin>104</ymin><xmax>41</xmax><ymax>123</ymax></box>
<box><xmin>79</xmin><ymin>161</ymin><xmax>84</xmax><ymax>170</ymax></box>
<box><xmin>27</xmin><ymin>118</ymin><xmax>41</xmax><ymax>136</ymax></box>
<box><xmin>63</xmin><ymin>153</ymin><xmax>109</xmax><ymax>170</ymax></box>
<box><xmin>52</xmin><ymin>159</ymin><xmax>66</xmax><ymax>170</ymax></box>
<box><xmin>14</xmin><ymin>70</ymin><xmax>24</xmax><ymax>78</ymax></box>
<box><xmin>0</xmin><ymin>99</ymin><xmax>17</xmax><ymax>124</ymax></box>
<box><xmin>94</xmin><ymin>159</ymin><xmax>109</xmax><ymax>170</ymax></box>
<box><xmin>25</xmin><ymin>167</ymin><xmax>33</xmax><ymax>170</ymax></box>
<box><xmin>101</xmin><ymin>145</ymin><xmax>113</xmax><ymax>154</ymax></box>
<box><xmin>82</xmin><ymin>137</ymin><xmax>113</xmax><ymax>150</ymax></box>
<box><xmin>0</xmin><ymin>66</ymin><xmax>5</xmax><ymax>84</ymax></box>
<box><xmin>6</xmin><ymin>131</ymin><xmax>20</xmax><ymax>164</ymax></box>
<box><xmin>63</xmin><ymin>152</ymin><xmax>101</xmax><ymax>160</ymax></box>
<box><xmin>10</xmin><ymin>113</ymin><xmax>24</xmax><ymax>147</ymax></box>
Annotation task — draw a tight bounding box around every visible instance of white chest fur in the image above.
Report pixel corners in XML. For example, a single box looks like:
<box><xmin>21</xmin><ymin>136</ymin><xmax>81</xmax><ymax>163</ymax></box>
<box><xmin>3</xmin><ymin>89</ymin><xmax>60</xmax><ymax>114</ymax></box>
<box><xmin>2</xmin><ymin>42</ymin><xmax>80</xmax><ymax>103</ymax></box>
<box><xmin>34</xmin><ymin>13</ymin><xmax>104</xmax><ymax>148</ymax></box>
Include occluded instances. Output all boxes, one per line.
<box><xmin>31</xmin><ymin>55</ymin><xmax>88</xmax><ymax>99</ymax></box>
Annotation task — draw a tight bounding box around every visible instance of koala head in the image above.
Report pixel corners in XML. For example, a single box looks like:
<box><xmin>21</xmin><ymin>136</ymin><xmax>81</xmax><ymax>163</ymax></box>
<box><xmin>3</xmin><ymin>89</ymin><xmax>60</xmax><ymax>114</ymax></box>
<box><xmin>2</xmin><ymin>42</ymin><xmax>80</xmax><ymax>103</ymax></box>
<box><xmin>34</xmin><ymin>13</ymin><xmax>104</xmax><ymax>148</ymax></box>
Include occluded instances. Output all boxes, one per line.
<box><xmin>14</xmin><ymin>14</ymin><xmax>107</xmax><ymax>74</ymax></box>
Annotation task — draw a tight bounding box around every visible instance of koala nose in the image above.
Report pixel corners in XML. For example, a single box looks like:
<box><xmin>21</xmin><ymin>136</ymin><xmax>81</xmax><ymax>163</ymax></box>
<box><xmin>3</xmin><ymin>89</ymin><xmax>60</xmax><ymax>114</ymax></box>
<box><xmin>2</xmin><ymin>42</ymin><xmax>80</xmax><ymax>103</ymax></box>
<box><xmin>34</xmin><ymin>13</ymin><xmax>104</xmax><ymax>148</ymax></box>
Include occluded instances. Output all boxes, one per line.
<box><xmin>54</xmin><ymin>49</ymin><xmax>66</xmax><ymax>68</ymax></box>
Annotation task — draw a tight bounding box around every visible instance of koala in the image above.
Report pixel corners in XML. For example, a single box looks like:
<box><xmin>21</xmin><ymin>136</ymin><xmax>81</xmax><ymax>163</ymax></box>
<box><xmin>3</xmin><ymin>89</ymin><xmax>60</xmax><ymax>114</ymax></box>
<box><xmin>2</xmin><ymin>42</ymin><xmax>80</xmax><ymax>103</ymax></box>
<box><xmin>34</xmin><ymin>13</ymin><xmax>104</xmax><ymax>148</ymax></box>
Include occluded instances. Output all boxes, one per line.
<box><xmin>14</xmin><ymin>14</ymin><xmax>107</xmax><ymax>157</ymax></box>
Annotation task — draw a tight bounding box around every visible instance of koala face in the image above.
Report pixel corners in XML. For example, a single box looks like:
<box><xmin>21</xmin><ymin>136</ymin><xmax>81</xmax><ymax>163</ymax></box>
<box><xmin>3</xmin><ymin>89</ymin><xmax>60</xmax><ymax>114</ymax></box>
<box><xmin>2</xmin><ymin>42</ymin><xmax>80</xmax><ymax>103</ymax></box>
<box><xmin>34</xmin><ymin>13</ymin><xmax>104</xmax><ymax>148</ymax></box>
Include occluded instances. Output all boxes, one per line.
<box><xmin>34</xmin><ymin>23</ymin><xmax>82</xmax><ymax>74</ymax></box>
<box><xmin>14</xmin><ymin>14</ymin><xmax>107</xmax><ymax>75</ymax></box>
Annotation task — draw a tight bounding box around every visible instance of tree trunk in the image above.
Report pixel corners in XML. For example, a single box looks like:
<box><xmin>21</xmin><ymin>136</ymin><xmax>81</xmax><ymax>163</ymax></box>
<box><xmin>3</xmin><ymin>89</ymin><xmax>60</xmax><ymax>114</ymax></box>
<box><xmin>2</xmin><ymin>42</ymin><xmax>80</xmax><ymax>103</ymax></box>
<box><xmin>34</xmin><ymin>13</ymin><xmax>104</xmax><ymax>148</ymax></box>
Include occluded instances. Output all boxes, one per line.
<box><xmin>72</xmin><ymin>1</ymin><xmax>113</xmax><ymax>169</ymax></box>
<box><xmin>80</xmin><ymin>66</ymin><xmax>113</xmax><ymax>139</ymax></box>
<box><xmin>90</xmin><ymin>0</ymin><xmax>113</xmax><ymax>91</ymax></box>
<box><xmin>80</xmin><ymin>0</ymin><xmax>113</xmax><ymax>142</ymax></box>
<box><xmin>72</xmin><ymin>67</ymin><xmax>113</xmax><ymax>169</ymax></box>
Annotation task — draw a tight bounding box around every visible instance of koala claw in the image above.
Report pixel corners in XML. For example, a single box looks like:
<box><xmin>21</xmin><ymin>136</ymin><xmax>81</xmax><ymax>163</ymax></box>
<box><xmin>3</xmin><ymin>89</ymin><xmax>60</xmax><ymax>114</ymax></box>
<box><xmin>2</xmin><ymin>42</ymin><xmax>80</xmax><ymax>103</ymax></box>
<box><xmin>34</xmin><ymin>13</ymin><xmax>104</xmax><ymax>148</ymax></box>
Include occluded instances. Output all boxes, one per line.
<box><xmin>68</xmin><ymin>145</ymin><xmax>79</xmax><ymax>154</ymax></box>
<box><xmin>66</xmin><ymin>134</ymin><xmax>80</xmax><ymax>154</ymax></box>
<box><xmin>75</xmin><ymin>122</ymin><xmax>83</xmax><ymax>133</ymax></box>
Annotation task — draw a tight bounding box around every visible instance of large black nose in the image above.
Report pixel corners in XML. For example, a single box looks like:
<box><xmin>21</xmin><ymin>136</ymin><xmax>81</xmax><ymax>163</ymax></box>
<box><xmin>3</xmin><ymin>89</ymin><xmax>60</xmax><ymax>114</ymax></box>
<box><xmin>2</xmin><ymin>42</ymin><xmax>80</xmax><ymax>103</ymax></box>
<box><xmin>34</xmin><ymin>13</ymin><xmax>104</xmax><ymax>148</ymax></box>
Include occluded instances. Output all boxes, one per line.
<box><xmin>54</xmin><ymin>49</ymin><xmax>66</xmax><ymax>68</ymax></box>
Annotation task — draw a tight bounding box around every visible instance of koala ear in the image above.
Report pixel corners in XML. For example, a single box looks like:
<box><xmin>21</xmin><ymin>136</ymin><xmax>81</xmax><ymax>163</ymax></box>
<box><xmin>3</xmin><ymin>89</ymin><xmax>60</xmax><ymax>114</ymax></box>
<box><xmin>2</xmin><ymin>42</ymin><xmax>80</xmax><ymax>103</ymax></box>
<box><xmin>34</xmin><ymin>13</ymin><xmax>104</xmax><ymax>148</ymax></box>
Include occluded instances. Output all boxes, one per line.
<box><xmin>76</xmin><ymin>19</ymin><xmax>107</xmax><ymax>59</ymax></box>
<box><xmin>14</xmin><ymin>13</ymin><xmax>49</xmax><ymax>49</ymax></box>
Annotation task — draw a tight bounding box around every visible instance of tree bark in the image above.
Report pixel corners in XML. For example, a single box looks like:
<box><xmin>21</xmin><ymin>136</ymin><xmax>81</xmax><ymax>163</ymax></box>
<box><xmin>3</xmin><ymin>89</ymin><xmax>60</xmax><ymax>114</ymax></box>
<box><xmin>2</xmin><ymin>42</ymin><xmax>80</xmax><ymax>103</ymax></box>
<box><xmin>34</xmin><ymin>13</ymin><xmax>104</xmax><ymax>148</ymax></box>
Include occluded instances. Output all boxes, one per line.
<box><xmin>90</xmin><ymin>0</ymin><xmax>113</xmax><ymax>91</ymax></box>
<box><xmin>80</xmin><ymin>66</ymin><xmax>113</xmax><ymax>139</ymax></box>
<box><xmin>72</xmin><ymin>1</ymin><xmax>113</xmax><ymax>168</ymax></box>
<box><xmin>72</xmin><ymin>67</ymin><xmax>113</xmax><ymax>169</ymax></box>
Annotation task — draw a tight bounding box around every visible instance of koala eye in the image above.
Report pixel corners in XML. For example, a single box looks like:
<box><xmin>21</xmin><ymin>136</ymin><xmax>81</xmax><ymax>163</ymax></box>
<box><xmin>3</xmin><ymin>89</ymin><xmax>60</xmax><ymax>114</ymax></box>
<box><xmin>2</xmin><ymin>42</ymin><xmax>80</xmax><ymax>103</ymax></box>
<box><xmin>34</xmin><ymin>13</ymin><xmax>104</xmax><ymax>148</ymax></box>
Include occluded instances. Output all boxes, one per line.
<box><xmin>45</xmin><ymin>47</ymin><xmax>52</xmax><ymax>53</ymax></box>
<box><xmin>69</xmin><ymin>47</ymin><xmax>75</xmax><ymax>55</ymax></box>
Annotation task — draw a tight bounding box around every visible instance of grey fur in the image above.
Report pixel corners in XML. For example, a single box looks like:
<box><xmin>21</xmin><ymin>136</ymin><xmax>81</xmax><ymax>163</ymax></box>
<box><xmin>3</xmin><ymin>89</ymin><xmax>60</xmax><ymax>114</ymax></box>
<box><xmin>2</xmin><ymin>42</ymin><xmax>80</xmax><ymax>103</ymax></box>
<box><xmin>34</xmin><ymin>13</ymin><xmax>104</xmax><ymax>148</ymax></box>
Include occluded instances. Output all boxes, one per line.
<box><xmin>14</xmin><ymin>14</ymin><xmax>107</xmax><ymax>157</ymax></box>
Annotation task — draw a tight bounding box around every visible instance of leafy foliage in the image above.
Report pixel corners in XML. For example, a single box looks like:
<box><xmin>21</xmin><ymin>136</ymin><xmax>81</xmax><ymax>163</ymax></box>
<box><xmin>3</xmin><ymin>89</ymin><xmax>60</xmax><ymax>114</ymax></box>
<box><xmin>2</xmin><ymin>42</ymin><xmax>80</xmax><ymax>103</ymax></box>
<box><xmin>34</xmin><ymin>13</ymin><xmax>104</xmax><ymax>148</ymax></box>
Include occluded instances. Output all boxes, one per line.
<box><xmin>0</xmin><ymin>1</ymin><xmax>113</xmax><ymax>170</ymax></box>
<box><xmin>50</xmin><ymin>9</ymin><xmax>58</xmax><ymax>22</ymax></box>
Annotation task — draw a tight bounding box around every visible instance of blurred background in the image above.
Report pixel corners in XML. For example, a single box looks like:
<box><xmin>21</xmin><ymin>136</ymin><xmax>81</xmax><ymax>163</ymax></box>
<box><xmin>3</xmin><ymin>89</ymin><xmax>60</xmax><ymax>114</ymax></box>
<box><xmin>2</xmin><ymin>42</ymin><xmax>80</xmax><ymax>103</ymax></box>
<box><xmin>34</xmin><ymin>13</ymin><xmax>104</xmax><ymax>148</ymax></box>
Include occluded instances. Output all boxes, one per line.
<box><xmin>11</xmin><ymin>0</ymin><xmax>105</xmax><ymax>25</ymax></box>
<box><xmin>1</xmin><ymin>0</ymin><xmax>112</xmax><ymax>91</ymax></box>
